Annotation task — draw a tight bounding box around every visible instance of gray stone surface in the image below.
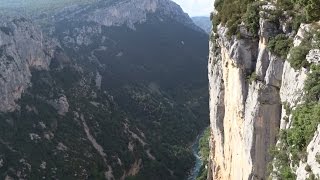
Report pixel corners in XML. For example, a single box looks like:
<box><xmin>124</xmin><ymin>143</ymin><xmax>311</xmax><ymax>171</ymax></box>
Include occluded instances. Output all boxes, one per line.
<box><xmin>0</xmin><ymin>17</ymin><xmax>55</xmax><ymax>112</ymax></box>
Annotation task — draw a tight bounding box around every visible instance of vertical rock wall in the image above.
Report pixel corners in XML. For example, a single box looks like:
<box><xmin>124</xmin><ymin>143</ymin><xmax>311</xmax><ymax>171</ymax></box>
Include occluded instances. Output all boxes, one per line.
<box><xmin>208</xmin><ymin>7</ymin><xmax>320</xmax><ymax>179</ymax></box>
<box><xmin>208</xmin><ymin>18</ymin><xmax>283</xmax><ymax>179</ymax></box>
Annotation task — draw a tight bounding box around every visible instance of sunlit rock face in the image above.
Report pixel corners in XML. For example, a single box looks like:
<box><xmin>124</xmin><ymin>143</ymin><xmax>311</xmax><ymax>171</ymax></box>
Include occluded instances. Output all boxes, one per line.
<box><xmin>208</xmin><ymin>19</ymin><xmax>282</xmax><ymax>179</ymax></box>
<box><xmin>208</xmin><ymin>6</ymin><xmax>320</xmax><ymax>180</ymax></box>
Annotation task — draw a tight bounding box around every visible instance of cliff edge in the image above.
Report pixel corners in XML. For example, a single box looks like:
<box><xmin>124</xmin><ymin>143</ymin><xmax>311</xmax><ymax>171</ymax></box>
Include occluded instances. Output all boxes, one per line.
<box><xmin>208</xmin><ymin>0</ymin><xmax>320</xmax><ymax>179</ymax></box>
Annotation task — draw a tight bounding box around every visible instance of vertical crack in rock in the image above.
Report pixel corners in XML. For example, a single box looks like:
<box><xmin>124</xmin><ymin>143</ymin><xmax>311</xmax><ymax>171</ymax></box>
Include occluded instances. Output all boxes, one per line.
<box><xmin>208</xmin><ymin>17</ymin><xmax>283</xmax><ymax>179</ymax></box>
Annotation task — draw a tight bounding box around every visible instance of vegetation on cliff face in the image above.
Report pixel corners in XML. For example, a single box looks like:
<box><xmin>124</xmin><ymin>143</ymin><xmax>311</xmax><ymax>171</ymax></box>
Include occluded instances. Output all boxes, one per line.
<box><xmin>270</xmin><ymin>28</ymin><xmax>320</xmax><ymax>179</ymax></box>
<box><xmin>211</xmin><ymin>0</ymin><xmax>320</xmax><ymax>179</ymax></box>
<box><xmin>270</xmin><ymin>65</ymin><xmax>320</xmax><ymax>179</ymax></box>
<box><xmin>267</xmin><ymin>34</ymin><xmax>293</xmax><ymax>60</ymax></box>
<box><xmin>196</xmin><ymin>127</ymin><xmax>210</xmax><ymax>180</ymax></box>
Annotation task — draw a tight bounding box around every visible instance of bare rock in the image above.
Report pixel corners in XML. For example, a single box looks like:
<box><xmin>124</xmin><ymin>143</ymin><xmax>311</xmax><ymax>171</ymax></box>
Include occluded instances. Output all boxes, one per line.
<box><xmin>49</xmin><ymin>95</ymin><xmax>69</xmax><ymax>115</ymax></box>
<box><xmin>307</xmin><ymin>49</ymin><xmax>320</xmax><ymax>64</ymax></box>
<box><xmin>0</xmin><ymin>17</ymin><xmax>55</xmax><ymax>112</ymax></box>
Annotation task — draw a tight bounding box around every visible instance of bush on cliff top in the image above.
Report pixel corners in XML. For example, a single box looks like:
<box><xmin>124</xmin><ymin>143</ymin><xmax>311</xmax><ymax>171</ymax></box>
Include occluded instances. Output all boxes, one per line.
<box><xmin>268</xmin><ymin>34</ymin><xmax>293</xmax><ymax>59</ymax></box>
<box><xmin>212</xmin><ymin>0</ymin><xmax>258</xmax><ymax>38</ymax></box>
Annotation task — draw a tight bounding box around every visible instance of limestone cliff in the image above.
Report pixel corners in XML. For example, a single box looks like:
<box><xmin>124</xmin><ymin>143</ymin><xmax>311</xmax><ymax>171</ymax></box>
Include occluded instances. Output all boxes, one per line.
<box><xmin>208</xmin><ymin>1</ymin><xmax>320</xmax><ymax>179</ymax></box>
<box><xmin>0</xmin><ymin>0</ymin><xmax>209</xmax><ymax>179</ymax></box>
<box><xmin>0</xmin><ymin>16</ymin><xmax>55</xmax><ymax>112</ymax></box>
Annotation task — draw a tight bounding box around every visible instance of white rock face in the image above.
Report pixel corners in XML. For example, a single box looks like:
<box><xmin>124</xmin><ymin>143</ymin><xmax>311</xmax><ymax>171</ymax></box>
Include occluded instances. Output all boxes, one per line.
<box><xmin>209</xmin><ymin>18</ymin><xmax>319</xmax><ymax>180</ymax></box>
<box><xmin>0</xmin><ymin>17</ymin><xmax>55</xmax><ymax>112</ymax></box>
<box><xmin>208</xmin><ymin>17</ymin><xmax>282</xmax><ymax>179</ymax></box>
<box><xmin>307</xmin><ymin>49</ymin><xmax>320</xmax><ymax>64</ymax></box>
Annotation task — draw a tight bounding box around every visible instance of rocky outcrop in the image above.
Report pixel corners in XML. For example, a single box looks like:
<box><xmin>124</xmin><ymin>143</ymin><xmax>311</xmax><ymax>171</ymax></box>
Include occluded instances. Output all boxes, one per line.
<box><xmin>53</xmin><ymin>0</ymin><xmax>202</xmax><ymax>32</ymax></box>
<box><xmin>48</xmin><ymin>95</ymin><xmax>69</xmax><ymax>115</ymax></box>
<box><xmin>209</xmin><ymin>18</ymin><xmax>282</xmax><ymax>179</ymax></box>
<box><xmin>208</xmin><ymin>7</ymin><xmax>320</xmax><ymax>180</ymax></box>
<box><xmin>0</xmin><ymin>16</ymin><xmax>55</xmax><ymax>112</ymax></box>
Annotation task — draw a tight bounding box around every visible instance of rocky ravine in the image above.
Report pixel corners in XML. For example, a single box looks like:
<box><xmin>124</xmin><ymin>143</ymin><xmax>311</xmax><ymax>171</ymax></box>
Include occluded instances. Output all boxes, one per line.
<box><xmin>208</xmin><ymin>2</ymin><xmax>320</xmax><ymax>180</ymax></box>
<box><xmin>0</xmin><ymin>0</ymin><xmax>209</xmax><ymax>179</ymax></box>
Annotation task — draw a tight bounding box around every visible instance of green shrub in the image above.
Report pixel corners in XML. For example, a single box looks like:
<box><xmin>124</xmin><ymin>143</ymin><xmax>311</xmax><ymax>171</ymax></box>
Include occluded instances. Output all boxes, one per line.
<box><xmin>244</xmin><ymin>3</ymin><xmax>260</xmax><ymax>37</ymax></box>
<box><xmin>199</xmin><ymin>128</ymin><xmax>210</xmax><ymax>163</ymax></box>
<box><xmin>283</xmin><ymin>101</ymin><xmax>291</xmax><ymax>115</ymax></box>
<box><xmin>316</xmin><ymin>153</ymin><xmax>320</xmax><ymax>163</ymax></box>
<box><xmin>214</xmin><ymin>0</ymin><xmax>224</xmax><ymax>12</ymax></box>
<box><xmin>196</xmin><ymin>127</ymin><xmax>210</xmax><ymax>180</ymax></box>
<box><xmin>288</xmin><ymin>45</ymin><xmax>311</xmax><ymax>70</ymax></box>
<box><xmin>305</xmin><ymin>164</ymin><xmax>312</xmax><ymax>172</ymax></box>
<box><xmin>287</xmin><ymin>102</ymin><xmax>320</xmax><ymax>155</ymax></box>
<box><xmin>304</xmin><ymin>65</ymin><xmax>320</xmax><ymax>101</ymax></box>
<box><xmin>305</xmin><ymin>0</ymin><xmax>320</xmax><ymax>22</ymax></box>
<box><xmin>307</xmin><ymin>173</ymin><xmax>317</xmax><ymax>180</ymax></box>
<box><xmin>269</xmin><ymin>143</ymin><xmax>296</xmax><ymax>180</ymax></box>
<box><xmin>292</xmin><ymin>15</ymin><xmax>306</xmax><ymax>32</ymax></box>
<box><xmin>247</xmin><ymin>71</ymin><xmax>258</xmax><ymax>84</ymax></box>
<box><xmin>277</xmin><ymin>0</ymin><xmax>294</xmax><ymax>10</ymax></box>
<box><xmin>268</xmin><ymin>34</ymin><xmax>293</xmax><ymax>59</ymax></box>
<box><xmin>214</xmin><ymin>0</ymin><xmax>256</xmax><ymax>37</ymax></box>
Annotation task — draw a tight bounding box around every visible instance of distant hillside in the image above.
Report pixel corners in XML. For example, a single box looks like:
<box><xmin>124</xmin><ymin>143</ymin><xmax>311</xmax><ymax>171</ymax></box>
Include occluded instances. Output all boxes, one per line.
<box><xmin>0</xmin><ymin>0</ymin><xmax>209</xmax><ymax>179</ymax></box>
<box><xmin>192</xmin><ymin>16</ymin><xmax>211</xmax><ymax>34</ymax></box>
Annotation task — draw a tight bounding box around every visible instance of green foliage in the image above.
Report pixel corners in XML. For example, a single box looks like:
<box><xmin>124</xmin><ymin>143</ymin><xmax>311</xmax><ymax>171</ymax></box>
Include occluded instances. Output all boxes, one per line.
<box><xmin>244</xmin><ymin>2</ymin><xmax>261</xmax><ymax>37</ymax></box>
<box><xmin>305</xmin><ymin>164</ymin><xmax>312</xmax><ymax>172</ymax></box>
<box><xmin>304</xmin><ymin>0</ymin><xmax>320</xmax><ymax>22</ymax></box>
<box><xmin>288</xmin><ymin>45</ymin><xmax>311</xmax><ymax>70</ymax></box>
<box><xmin>283</xmin><ymin>101</ymin><xmax>291</xmax><ymax>115</ymax></box>
<box><xmin>270</xmin><ymin>65</ymin><xmax>320</xmax><ymax>178</ymax></box>
<box><xmin>307</xmin><ymin>173</ymin><xmax>317</xmax><ymax>180</ymax></box>
<box><xmin>268</xmin><ymin>34</ymin><xmax>293</xmax><ymax>59</ymax></box>
<box><xmin>287</xmin><ymin>103</ymin><xmax>320</xmax><ymax>156</ymax></box>
<box><xmin>247</xmin><ymin>71</ymin><xmax>258</xmax><ymax>84</ymax></box>
<box><xmin>304</xmin><ymin>65</ymin><xmax>320</xmax><ymax>102</ymax></box>
<box><xmin>269</xmin><ymin>142</ymin><xmax>296</xmax><ymax>180</ymax></box>
<box><xmin>277</xmin><ymin>0</ymin><xmax>294</xmax><ymax>10</ymax></box>
<box><xmin>196</xmin><ymin>127</ymin><xmax>210</xmax><ymax>180</ymax></box>
<box><xmin>269</xmin><ymin>0</ymin><xmax>320</xmax><ymax>33</ymax></box>
<box><xmin>226</xmin><ymin>16</ymin><xmax>241</xmax><ymax>39</ymax></box>
<box><xmin>199</xmin><ymin>128</ymin><xmax>210</xmax><ymax>163</ymax></box>
<box><xmin>213</xmin><ymin>0</ymin><xmax>257</xmax><ymax>38</ymax></box>
<box><xmin>292</xmin><ymin>15</ymin><xmax>307</xmax><ymax>32</ymax></box>
<box><xmin>196</xmin><ymin>165</ymin><xmax>208</xmax><ymax>180</ymax></box>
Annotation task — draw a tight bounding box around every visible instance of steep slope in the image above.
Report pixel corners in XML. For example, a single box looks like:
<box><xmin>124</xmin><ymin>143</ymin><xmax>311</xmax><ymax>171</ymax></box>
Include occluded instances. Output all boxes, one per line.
<box><xmin>0</xmin><ymin>16</ymin><xmax>55</xmax><ymax>112</ymax></box>
<box><xmin>208</xmin><ymin>0</ymin><xmax>320</xmax><ymax>179</ymax></box>
<box><xmin>0</xmin><ymin>0</ymin><xmax>209</xmax><ymax>179</ymax></box>
<box><xmin>192</xmin><ymin>16</ymin><xmax>211</xmax><ymax>34</ymax></box>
